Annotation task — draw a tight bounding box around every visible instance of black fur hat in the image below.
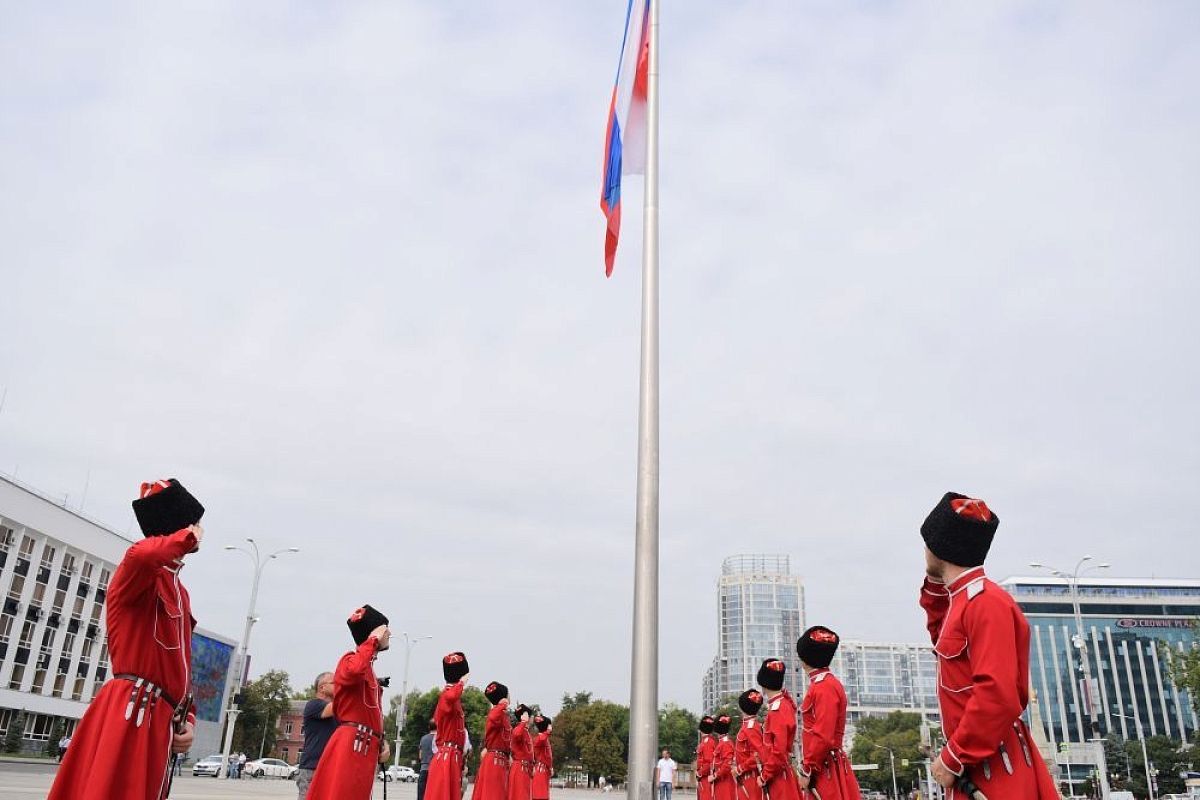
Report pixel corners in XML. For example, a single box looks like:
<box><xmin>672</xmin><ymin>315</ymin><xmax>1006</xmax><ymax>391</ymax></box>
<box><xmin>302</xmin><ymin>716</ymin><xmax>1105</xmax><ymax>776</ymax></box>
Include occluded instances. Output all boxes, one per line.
<box><xmin>921</xmin><ymin>492</ymin><xmax>999</xmax><ymax>568</ymax></box>
<box><xmin>713</xmin><ymin>715</ymin><xmax>731</xmax><ymax>735</ymax></box>
<box><xmin>757</xmin><ymin>658</ymin><xmax>786</xmax><ymax>691</ymax></box>
<box><xmin>534</xmin><ymin>715</ymin><xmax>552</xmax><ymax>732</ymax></box>
<box><xmin>346</xmin><ymin>605</ymin><xmax>388</xmax><ymax>646</ymax></box>
<box><xmin>796</xmin><ymin>625</ymin><xmax>840</xmax><ymax>669</ymax></box>
<box><xmin>443</xmin><ymin>652</ymin><xmax>469</xmax><ymax>684</ymax></box>
<box><xmin>484</xmin><ymin>681</ymin><xmax>509</xmax><ymax>704</ymax></box>
<box><xmin>738</xmin><ymin>689</ymin><xmax>763</xmax><ymax>715</ymax></box>
<box><xmin>132</xmin><ymin>479</ymin><xmax>204</xmax><ymax>537</ymax></box>
<box><xmin>698</xmin><ymin>716</ymin><xmax>714</xmax><ymax>734</ymax></box>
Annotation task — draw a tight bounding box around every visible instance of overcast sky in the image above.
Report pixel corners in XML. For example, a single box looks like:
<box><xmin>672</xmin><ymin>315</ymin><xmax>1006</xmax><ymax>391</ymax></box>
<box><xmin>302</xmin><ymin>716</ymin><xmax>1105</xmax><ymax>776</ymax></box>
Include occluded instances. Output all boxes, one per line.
<box><xmin>2</xmin><ymin>1</ymin><xmax>1198</xmax><ymax>715</ymax></box>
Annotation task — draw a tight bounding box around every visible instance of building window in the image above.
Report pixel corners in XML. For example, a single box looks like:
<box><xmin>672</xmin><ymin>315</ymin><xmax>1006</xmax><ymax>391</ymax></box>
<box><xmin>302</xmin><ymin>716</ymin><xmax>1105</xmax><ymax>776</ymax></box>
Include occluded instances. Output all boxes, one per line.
<box><xmin>284</xmin><ymin>720</ymin><xmax>293</xmax><ymax>736</ymax></box>
<box><xmin>18</xmin><ymin>619</ymin><xmax>36</xmax><ymax>647</ymax></box>
<box><xmin>24</xmin><ymin>713</ymin><xmax>54</xmax><ymax>741</ymax></box>
<box><xmin>52</xmin><ymin>672</ymin><xmax>66</xmax><ymax>697</ymax></box>
<box><xmin>40</xmin><ymin>544</ymin><xmax>56</xmax><ymax>571</ymax></box>
<box><xmin>81</xmin><ymin>561</ymin><xmax>93</xmax><ymax>581</ymax></box>
<box><xmin>7</xmin><ymin>573</ymin><xmax>26</xmax><ymax>600</ymax></box>
<box><xmin>18</xmin><ymin>535</ymin><xmax>35</xmax><ymax>559</ymax></box>
<box><xmin>31</xmin><ymin>669</ymin><xmax>47</xmax><ymax>693</ymax></box>
<box><xmin>8</xmin><ymin>664</ymin><xmax>25</xmax><ymax>689</ymax></box>
<box><xmin>0</xmin><ymin>708</ymin><xmax>12</xmax><ymax>736</ymax></box>
<box><xmin>0</xmin><ymin>612</ymin><xmax>13</xmax><ymax>644</ymax></box>
<box><xmin>0</xmin><ymin>526</ymin><xmax>14</xmax><ymax>552</ymax></box>
<box><xmin>71</xmin><ymin>676</ymin><xmax>85</xmax><ymax>701</ymax></box>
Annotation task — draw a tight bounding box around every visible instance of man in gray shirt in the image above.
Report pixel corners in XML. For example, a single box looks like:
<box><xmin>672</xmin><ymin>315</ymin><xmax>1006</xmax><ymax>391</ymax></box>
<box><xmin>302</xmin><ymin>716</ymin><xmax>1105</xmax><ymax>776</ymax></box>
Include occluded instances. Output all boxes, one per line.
<box><xmin>417</xmin><ymin>718</ymin><xmax>437</xmax><ymax>800</ymax></box>
<box><xmin>297</xmin><ymin>671</ymin><xmax>337</xmax><ymax>799</ymax></box>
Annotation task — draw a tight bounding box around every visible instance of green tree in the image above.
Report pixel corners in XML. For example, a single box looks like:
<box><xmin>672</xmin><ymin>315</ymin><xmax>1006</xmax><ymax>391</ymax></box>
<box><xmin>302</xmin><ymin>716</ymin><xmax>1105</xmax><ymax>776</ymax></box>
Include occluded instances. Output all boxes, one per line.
<box><xmin>45</xmin><ymin>719</ymin><xmax>65</xmax><ymax>758</ymax></box>
<box><xmin>551</xmin><ymin>692</ymin><xmax>630</xmax><ymax>784</ymax></box>
<box><xmin>380</xmin><ymin>685</ymin><xmax>490</xmax><ymax>774</ymax></box>
<box><xmin>1125</xmin><ymin>735</ymin><xmax>1189</xmax><ymax>797</ymax></box>
<box><xmin>1162</xmin><ymin>624</ymin><xmax>1200</xmax><ymax>717</ymax></box>
<box><xmin>848</xmin><ymin>712</ymin><xmax>924</xmax><ymax>794</ymax></box>
<box><xmin>3</xmin><ymin>710</ymin><xmax>26</xmax><ymax>753</ymax></box>
<box><xmin>231</xmin><ymin>669</ymin><xmax>294</xmax><ymax>758</ymax></box>
<box><xmin>1103</xmin><ymin>732</ymin><xmax>1132</xmax><ymax>789</ymax></box>
<box><xmin>657</xmin><ymin>704</ymin><xmax>698</xmax><ymax>763</ymax></box>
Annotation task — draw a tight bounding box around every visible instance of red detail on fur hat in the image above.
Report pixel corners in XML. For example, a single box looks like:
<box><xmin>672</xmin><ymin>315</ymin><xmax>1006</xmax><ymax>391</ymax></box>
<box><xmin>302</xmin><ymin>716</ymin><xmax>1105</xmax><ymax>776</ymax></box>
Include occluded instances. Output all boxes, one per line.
<box><xmin>748</xmin><ymin>691</ymin><xmax>762</xmax><ymax>703</ymax></box>
<box><xmin>349</xmin><ymin>607</ymin><xmax>366</xmax><ymax>622</ymax></box>
<box><xmin>444</xmin><ymin>653</ymin><xmax>464</xmax><ymax>664</ymax></box>
<box><xmin>139</xmin><ymin>480</ymin><xmax>171</xmax><ymax>499</ymax></box>
<box><xmin>766</xmin><ymin>659</ymin><xmax>784</xmax><ymax>672</ymax></box>
<box><xmin>951</xmin><ymin>497</ymin><xmax>992</xmax><ymax>521</ymax></box>
<box><xmin>811</xmin><ymin>629</ymin><xmax>838</xmax><ymax>644</ymax></box>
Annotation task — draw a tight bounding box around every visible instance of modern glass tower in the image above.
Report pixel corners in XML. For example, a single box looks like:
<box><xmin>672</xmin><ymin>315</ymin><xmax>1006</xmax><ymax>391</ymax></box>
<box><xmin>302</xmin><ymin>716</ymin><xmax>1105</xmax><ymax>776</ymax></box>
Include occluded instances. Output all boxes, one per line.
<box><xmin>702</xmin><ymin>555</ymin><xmax>805</xmax><ymax>712</ymax></box>
<box><xmin>999</xmin><ymin>575</ymin><xmax>1199</xmax><ymax>748</ymax></box>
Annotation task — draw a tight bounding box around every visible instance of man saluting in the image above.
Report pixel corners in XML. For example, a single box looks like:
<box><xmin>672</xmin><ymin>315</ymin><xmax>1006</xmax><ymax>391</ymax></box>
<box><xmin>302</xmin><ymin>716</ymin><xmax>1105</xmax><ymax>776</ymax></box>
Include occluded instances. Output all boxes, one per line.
<box><xmin>919</xmin><ymin>491</ymin><xmax>1060</xmax><ymax>798</ymax></box>
<box><xmin>48</xmin><ymin>479</ymin><xmax>204</xmax><ymax>800</ymax></box>
<box><xmin>306</xmin><ymin>604</ymin><xmax>391</xmax><ymax>800</ymax></box>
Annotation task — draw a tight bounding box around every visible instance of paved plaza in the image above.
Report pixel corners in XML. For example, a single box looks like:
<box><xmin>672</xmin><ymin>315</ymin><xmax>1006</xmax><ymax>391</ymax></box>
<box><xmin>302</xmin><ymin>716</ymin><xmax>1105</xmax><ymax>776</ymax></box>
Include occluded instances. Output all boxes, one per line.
<box><xmin>0</xmin><ymin>763</ymin><xmax>625</xmax><ymax>800</ymax></box>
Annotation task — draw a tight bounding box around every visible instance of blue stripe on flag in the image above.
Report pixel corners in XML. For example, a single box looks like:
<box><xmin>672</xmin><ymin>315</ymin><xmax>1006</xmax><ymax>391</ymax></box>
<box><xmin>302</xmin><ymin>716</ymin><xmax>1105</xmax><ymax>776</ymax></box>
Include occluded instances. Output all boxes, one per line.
<box><xmin>604</xmin><ymin>118</ymin><xmax>624</xmax><ymax>210</ymax></box>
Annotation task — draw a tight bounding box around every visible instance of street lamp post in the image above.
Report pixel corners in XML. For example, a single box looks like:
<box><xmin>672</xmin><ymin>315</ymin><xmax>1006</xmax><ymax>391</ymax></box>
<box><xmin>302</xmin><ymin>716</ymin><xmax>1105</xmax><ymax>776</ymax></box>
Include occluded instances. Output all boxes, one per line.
<box><xmin>874</xmin><ymin>745</ymin><xmax>899</xmax><ymax>800</ymax></box>
<box><xmin>1113</xmin><ymin>711</ymin><xmax>1155</xmax><ymax>800</ymax></box>
<box><xmin>1030</xmin><ymin>556</ymin><xmax>1112</xmax><ymax>800</ymax></box>
<box><xmin>218</xmin><ymin>539</ymin><xmax>299</xmax><ymax>780</ymax></box>
<box><xmin>393</xmin><ymin>633</ymin><xmax>432</xmax><ymax>767</ymax></box>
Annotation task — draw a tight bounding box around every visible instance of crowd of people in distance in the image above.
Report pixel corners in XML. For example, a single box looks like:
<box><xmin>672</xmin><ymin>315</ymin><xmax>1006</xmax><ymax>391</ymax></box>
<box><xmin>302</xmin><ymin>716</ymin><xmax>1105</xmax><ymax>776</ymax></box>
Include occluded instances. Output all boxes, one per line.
<box><xmin>43</xmin><ymin>479</ymin><xmax>1066</xmax><ymax>800</ymax></box>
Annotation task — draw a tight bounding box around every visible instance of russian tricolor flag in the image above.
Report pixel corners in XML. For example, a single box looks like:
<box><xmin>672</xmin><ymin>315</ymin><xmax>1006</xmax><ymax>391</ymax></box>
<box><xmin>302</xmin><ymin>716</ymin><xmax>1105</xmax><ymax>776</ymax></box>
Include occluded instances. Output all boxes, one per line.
<box><xmin>601</xmin><ymin>0</ymin><xmax>650</xmax><ymax>277</ymax></box>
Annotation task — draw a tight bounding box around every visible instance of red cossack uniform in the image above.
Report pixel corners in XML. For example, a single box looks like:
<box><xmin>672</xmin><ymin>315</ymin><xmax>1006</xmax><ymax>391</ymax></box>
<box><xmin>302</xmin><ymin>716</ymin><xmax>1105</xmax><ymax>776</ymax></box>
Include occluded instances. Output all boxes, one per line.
<box><xmin>734</xmin><ymin>718</ymin><xmax>764</xmax><ymax>800</ymax></box>
<box><xmin>798</xmin><ymin>670</ymin><xmax>860</xmax><ymax>800</ymax></box>
<box><xmin>532</xmin><ymin>730</ymin><xmax>554</xmax><ymax>800</ymax></box>
<box><xmin>760</xmin><ymin>692</ymin><xmax>800</xmax><ymax>800</ymax></box>
<box><xmin>509</xmin><ymin>723</ymin><xmax>534</xmax><ymax>800</ymax></box>
<box><xmin>697</xmin><ymin>734</ymin><xmax>716</xmax><ymax>800</ymax></box>
<box><xmin>427</xmin><ymin>682</ymin><xmax>468</xmax><ymax>800</ymax></box>
<box><xmin>307</xmin><ymin>637</ymin><xmax>385</xmax><ymax>800</ymax></box>
<box><xmin>472</xmin><ymin>705</ymin><xmax>513</xmax><ymax>800</ymax></box>
<box><xmin>48</xmin><ymin>530</ymin><xmax>198</xmax><ymax>800</ymax></box>
<box><xmin>921</xmin><ymin>568</ymin><xmax>1061</xmax><ymax>800</ymax></box>
<box><xmin>712</xmin><ymin>735</ymin><xmax>736</xmax><ymax>800</ymax></box>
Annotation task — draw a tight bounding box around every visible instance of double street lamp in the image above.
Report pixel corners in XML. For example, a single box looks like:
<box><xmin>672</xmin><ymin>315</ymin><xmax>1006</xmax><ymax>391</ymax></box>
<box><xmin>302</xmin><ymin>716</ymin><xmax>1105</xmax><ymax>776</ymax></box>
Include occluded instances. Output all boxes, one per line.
<box><xmin>393</xmin><ymin>633</ymin><xmax>432</xmax><ymax>766</ymax></box>
<box><xmin>218</xmin><ymin>538</ymin><xmax>300</xmax><ymax>779</ymax></box>
<box><xmin>1029</xmin><ymin>556</ymin><xmax>1111</xmax><ymax>800</ymax></box>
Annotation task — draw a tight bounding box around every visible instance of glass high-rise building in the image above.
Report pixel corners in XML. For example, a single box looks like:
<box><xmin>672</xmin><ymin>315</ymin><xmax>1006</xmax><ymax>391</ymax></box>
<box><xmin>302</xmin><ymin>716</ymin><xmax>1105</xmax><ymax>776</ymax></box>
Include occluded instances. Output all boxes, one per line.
<box><xmin>702</xmin><ymin>555</ymin><xmax>805</xmax><ymax>712</ymax></box>
<box><xmin>999</xmin><ymin>575</ymin><xmax>1199</xmax><ymax>748</ymax></box>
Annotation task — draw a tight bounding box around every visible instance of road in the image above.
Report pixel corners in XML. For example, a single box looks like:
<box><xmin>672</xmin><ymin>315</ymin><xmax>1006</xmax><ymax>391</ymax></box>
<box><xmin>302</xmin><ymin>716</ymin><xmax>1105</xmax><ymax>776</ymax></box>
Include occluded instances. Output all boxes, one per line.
<box><xmin>0</xmin><ymin>764</ymin><xmax>624</xmax><ymax>800</ymax></box>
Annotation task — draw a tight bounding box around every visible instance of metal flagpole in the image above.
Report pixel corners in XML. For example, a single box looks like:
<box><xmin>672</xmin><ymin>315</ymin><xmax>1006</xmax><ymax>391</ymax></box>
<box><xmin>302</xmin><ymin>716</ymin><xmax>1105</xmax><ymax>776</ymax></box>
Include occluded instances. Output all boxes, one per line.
<box><xmin>628</xmin><ymin>2</ymin><xmax>660</xmax><ymax>800</ymax></box>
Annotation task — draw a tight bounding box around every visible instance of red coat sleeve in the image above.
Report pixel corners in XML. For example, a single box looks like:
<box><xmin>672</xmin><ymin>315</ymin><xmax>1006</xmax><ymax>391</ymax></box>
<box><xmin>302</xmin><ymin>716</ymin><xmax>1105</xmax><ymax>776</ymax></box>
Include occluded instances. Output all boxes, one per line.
<box><xmin>938</xmin><ymin>596</ymin><xmax>1025</xmax><ymax>775</ymax></box>
<box><xmin>800</xmin><ymin>684</ymin><xmax>838</xmax><ymax>775</ymax></box>
<box><xmin>760</xmin><ymin>709</ymin><xmax>791</xmax><ymax>783</ymax></box>
<box><xmin>713</xmin><ymin>740</ymin><xmax>733</xmax><ymax>780</ymax></box>
<box><xmin>336</xmin><ymin>637</ymin><xmax>381</xmax><ymax>687</ymax></box>
<box><xmin>108</xmin><ymin>529</ymin><xmax>198</xmax><ymax>604</ymax></box>
<box><xmin>919</xmin><ymin>577</ymin><xmax>949</xmax><ymax>645</ymax></box>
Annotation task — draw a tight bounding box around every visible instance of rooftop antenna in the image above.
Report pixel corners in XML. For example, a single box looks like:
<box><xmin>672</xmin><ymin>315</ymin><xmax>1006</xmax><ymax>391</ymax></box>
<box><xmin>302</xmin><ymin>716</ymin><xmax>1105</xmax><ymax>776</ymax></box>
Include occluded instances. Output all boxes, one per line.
<box><xmin>80</xmin><ymin>468</ymin><xmax>91</xmax><ymax>513</ymax></box>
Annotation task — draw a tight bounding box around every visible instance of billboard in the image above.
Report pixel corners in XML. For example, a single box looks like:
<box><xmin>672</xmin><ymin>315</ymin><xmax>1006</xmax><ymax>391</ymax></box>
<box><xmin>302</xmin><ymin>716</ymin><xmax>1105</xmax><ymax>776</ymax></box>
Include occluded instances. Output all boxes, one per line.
<box><xmin>190</xmin><ymin>631</ymin><xmax>235</xmax><ymax>723</ymax></box>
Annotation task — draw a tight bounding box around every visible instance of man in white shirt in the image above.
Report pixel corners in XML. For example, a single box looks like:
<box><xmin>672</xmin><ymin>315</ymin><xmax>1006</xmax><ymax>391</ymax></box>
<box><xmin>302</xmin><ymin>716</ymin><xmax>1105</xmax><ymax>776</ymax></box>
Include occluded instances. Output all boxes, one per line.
<box><xmin>655</xmin><ymin>750</ymin><xmax>677</xmax><ymax>800</ymax></box>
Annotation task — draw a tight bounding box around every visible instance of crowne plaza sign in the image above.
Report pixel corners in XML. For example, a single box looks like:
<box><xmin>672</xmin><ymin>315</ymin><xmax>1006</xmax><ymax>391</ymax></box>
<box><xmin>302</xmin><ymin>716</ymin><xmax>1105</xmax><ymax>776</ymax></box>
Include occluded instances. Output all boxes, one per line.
<box><xmin>1115</xmin><ymin>618</ymin><xmax>1195</xmax><ymax>629</ymax></box>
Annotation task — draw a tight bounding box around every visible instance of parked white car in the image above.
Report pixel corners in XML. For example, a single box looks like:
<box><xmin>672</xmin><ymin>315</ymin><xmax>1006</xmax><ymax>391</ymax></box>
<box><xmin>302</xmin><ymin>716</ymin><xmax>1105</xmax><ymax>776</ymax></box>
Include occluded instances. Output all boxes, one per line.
<box><xmin>379</xmin><ymin>765</ymin><xmax>419</xmax><ymax>782</ymax></box>
<box><xmin>244</xmin><ymin>758</ymin><xmax>298</xmax><ymax>779</ymax></box>
<box><xmin>192</xmin><ymin>755</ymin><xmax>224</xmax><ymax>778</ymax></box>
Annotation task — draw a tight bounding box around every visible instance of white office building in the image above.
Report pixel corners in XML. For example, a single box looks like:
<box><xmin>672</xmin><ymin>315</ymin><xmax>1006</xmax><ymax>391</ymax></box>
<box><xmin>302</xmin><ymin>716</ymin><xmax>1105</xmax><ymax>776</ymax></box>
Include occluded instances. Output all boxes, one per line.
<box><xmin>702</xmin><ymin>555</ymin><xmax>805</xmax><ymax>712</ymax></box>
<box><xmin>830</xmin><ymin>640</ymin><xmax>939</xmax><ymax>722</ymax></box>
<box><xmin>0</xmin><ymin>475</ymin><xmax>236</xmax><ymax>757</ymax></box>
